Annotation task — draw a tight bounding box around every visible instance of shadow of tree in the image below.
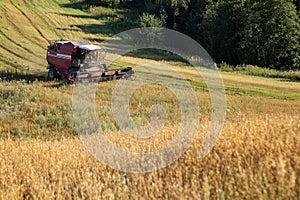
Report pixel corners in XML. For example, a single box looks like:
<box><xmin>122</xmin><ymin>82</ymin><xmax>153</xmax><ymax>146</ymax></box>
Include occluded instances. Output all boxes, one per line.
<box><xmin>59</xmin><ymin>1</ymin><xmax>88</xmax><ymax>10</ymax></box>
<box><xmin>59</xmin><ymin>2</ymin><xmax>139</xmax><ymax>36</ymax></box>
<box><xmin>73</xmin><ymin>19</ymin><xmax>136</xmax><ymax>36</ymax></box>
<box><xmin>124</xmin><ymin>49</ymin><xmax>188</xmax><ymax>63</ymax></box>
<box><xmin>55</xmin><ymin>12</ymin><xmax>120</xmax><ymax>20</ymax></box>
<box><xmin>278</xmin><ymin>77</ymin><xmax>300</xmax><ymax>82</ymax></box>
<box><xmin>57</xmin><ymin>3</ymin><xmax>187</xmax><ymax>63</ymax></box>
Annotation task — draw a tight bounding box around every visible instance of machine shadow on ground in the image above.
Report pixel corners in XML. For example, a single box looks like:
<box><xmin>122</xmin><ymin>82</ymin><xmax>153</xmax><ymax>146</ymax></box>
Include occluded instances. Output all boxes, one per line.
<box><xmin>0</xmin><ymin>71</ymin><xmax>47</xmax><ymax>83</ymax></box>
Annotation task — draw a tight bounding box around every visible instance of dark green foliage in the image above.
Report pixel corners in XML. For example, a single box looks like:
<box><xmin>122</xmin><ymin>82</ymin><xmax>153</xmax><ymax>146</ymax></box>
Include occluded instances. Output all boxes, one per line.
<box><xmin>240</xmin><ymin>0</ymin><xmax>300</xmax><ymax>70</ymax></box>
<box><xmin>185</xmin><ymin>0</ymin><xmax>206</xmax><ymax>41</ymax></box>
<box><xmin>138</xmin><ymin>12</ymin><xmax>164</xmax><ymax>27</ymax></box>
<box><xmin>199</xmin><ymin>0</ymin><xmax>246</xmax><ymax>64</ymax></box>
<box><xmin>219</xmin><ymin>63</ymin><xmax>300</xmax><ymax>81</ymax></box>
<box><xmin>79</xmin><ymin>0</ymin><xmax>300</xmax><ymax>70</ymax></box>
<box><xmin>137</xmin><ymin>13</ymin><xmax>165</xmax><ymax>45</ymax></box>
<box><xmin>294</xmin><ymin>0</ymin><xmax>299</xmax><ymax>15</ymax></box>
<box><xmin>83</xmin><ymin>0</ymin><xmax>121</xmax><ymax>8</ymax></box>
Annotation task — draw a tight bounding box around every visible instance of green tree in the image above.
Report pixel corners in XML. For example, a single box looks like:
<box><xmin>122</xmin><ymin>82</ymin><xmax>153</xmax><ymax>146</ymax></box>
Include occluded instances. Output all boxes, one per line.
<box><xmin>199</xmin><ymin>0</ymin><xmax>246</xmax><ymax>64</ymax></box>
<box><xmin>138</xmin><ymin>12</ymin><xmax>164</xmax><ymax>27</ymax></box>
<box><xmin>294</xmin><ymin>0</ymin><xmax>299</xmax><ymax>16</ymax></box>
<box><xmin>185</xmin><ymin>0</ymin><xmax>206</xmax><ymax>42</ymax></box>
<box><xmin>240</xmin><ymin>0</ymin><xmax>300</xmax><ymax>69</ymax></box>
<box><xmin>79</xmin><ymin>0</ymin><xmax>300</xmax><ymax>70</ymax></box>
<box><xmin>137</xmin><ymin>13</ymin><xmax>165</xmax><ymax>45</ymax></box>
<box><xmin>142</xmin><ymin>0</ymin><xmax>190</xmax><ymax>30</ymax></box>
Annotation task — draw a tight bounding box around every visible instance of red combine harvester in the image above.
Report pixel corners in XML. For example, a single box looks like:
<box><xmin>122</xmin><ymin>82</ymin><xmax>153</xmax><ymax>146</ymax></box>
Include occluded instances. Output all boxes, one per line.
<box><xmin>46</xmin><ymin>40</ymin><xmax>134</xmax><ymax>83</ymax></box>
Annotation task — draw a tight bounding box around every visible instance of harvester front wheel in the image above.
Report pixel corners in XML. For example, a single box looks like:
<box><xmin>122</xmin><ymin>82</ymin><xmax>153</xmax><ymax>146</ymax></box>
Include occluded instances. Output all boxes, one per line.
<box><xmin>67</xmin><ymin>67</ymin><xmax>78</xmax><ymax>84</ymax></box>
<box><xmin>47</xmin><ymin>68</ymin><xmax>58</xmax><ymax>80</ymax></box>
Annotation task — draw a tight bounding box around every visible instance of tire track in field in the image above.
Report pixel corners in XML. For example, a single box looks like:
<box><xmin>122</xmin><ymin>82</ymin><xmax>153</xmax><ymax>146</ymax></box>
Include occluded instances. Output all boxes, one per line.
<box><xmin>0</xmin><ymin>7</ymin><xmax>42</xmax><ymax>47</ymax></box>
<box><xmin>0</xmin><ymin>55</ymin><xmax>45</xmax><ymax>76</ymax></box>
<box><xmin>10</xmin><ymin>0</ymin><xmax>49</xmax><ymax>44</ymax></box>
<box><xmin>0</xmin><ymin>56</ymin><xmax>25</xmax><ymax>71</ymax></box>
<box><xmin>0</xmin><ymin>44</ymin><xmax>43</xmax><ymax>66</ymax></box>
<box><xmin>0</xmin><ymin>29</ymin><xmax>41</xmax><ymax>58</ymax></box>
<box><xmin>23</xmin><ymin>0</ymin><xmax>60</xmax><ymax>38</ymax></box>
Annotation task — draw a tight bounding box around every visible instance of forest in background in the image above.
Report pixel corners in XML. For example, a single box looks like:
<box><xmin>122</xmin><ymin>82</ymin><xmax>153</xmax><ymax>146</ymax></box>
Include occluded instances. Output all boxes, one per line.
<box><xmin>75</xmin><ymin>0</ymin><xmax>300</xmax><ymax>71</ymax></box>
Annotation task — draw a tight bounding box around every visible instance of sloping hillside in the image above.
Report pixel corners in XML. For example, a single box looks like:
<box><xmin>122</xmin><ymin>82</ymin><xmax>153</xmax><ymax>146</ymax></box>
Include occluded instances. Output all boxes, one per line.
<box><xmin>0</xmin><ymin>1</ymin><xmax>300</xmax><ymax>199</ymax></box>
<box><xmin>0</xmin><ymin>0</ymin><xmax>116</xmax><ymax>73</ymax></box>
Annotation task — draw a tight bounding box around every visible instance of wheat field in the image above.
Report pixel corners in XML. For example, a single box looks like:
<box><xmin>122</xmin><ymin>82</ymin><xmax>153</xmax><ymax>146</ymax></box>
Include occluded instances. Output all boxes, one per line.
<box><xmin>0</xmin><ymin>62</ymin><xmax>299</xmax><ymax>199</ymax></box>
<box><xmin>0</xmin><ymin>113</ymin><xmax>299</xmax><ymax>199</ymax></box>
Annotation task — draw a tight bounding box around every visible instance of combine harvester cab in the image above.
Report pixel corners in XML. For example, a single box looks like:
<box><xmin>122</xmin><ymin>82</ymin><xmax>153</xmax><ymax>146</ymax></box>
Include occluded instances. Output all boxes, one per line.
<box><xmin>46</xmin><ymin>40</ymin><xmax>134</xmax><ymax>83</ymax></box>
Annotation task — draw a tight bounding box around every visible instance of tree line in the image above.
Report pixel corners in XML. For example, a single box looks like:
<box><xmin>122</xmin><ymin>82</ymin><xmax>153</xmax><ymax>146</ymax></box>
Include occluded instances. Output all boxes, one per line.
<box><xmin>81</xmin><ymin>0</ymin><xmax>300</xmax><ymax>70</ymax></box>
